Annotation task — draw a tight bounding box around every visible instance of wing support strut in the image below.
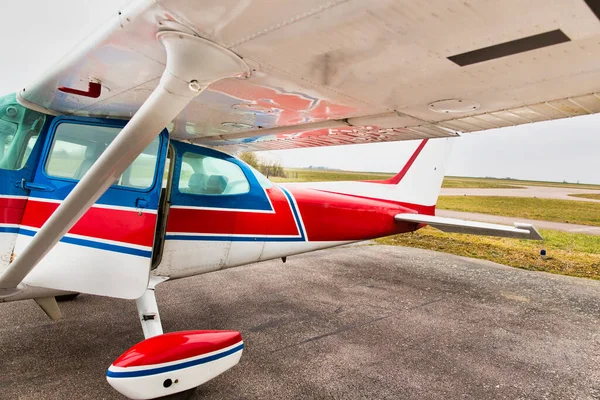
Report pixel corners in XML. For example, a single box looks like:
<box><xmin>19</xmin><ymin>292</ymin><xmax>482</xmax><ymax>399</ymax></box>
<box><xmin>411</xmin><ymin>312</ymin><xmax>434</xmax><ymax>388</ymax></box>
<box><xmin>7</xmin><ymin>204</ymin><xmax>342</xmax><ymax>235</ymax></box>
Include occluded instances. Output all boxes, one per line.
<box><xmin>0</xmin><ymin>31</ymin><xmax>249</xmax><ymax>297</ymax></box>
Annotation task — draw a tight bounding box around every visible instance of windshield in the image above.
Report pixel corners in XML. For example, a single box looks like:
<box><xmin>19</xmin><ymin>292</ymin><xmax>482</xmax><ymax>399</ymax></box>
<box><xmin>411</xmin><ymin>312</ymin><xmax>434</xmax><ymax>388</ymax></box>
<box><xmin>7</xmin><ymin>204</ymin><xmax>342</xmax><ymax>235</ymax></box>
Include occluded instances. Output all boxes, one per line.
<box><xmin>0</xmin><ymin>93</ymin><xmax>46</xmax><ymax>170</ymax></box>
<box><xmin>246</xmin><ymin>163</ymin><xmax>273</xmax><ymax>189</ymax></box>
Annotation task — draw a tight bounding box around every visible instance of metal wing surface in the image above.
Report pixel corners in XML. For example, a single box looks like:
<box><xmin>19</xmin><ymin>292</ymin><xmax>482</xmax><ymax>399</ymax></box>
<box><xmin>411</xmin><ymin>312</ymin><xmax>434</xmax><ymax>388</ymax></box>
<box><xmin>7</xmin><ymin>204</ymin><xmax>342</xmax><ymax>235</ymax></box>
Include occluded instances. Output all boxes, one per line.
<box><xmin>18</xmin><ymin>0</ymin><xmax>600</xmax><ymax>152</ymax></box>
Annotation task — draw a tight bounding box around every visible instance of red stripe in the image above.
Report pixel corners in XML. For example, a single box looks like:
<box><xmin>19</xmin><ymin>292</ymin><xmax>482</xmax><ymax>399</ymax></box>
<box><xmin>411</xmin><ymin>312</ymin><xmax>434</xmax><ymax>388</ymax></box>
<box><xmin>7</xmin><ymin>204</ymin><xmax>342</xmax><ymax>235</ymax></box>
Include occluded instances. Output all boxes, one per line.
<box><xmin>312</xmin><ymin>190</ymin><xmax>436</xmax><ymax>216</ymax></box>
<box><xmin>0</xmin><ymin>197</ymin><xmax>27</xmax><ymax>225</ymax></box>
<box><xmin>362</xmin><ymin>139</ymin><xmax>429</xmax><ymax>185</ymax></box>
<box><xmin>166</xmin><ymin>185</ymin><xmax>432</xmax><ymax>241</ymax></box>
<box><xmin>21</xmin><ymin>200</ymin><xmax>156</xmax><ymax>247</ymax></box>
<box><xmin>167</xmin><ymin>187</ymin><xmax>299</xmax><ymax>236</ymax></box>
<box><xmin>288</xmin><ymin>187</ymin><xmax>422</xmax><ymax>241</ymax></box>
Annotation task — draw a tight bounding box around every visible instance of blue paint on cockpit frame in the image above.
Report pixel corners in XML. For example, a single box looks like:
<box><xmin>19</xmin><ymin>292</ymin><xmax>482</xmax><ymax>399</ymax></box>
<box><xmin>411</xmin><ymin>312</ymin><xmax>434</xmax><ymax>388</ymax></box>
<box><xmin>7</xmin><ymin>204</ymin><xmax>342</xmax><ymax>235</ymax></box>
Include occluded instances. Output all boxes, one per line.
<box><xmin>0</xmin><ymin>116</ymin><xmax>55</xmax><ymax>198</ymax></box>
<box><xmin>170</xmin><ymin>141</ymin><xmax>273</xmax><ymax>212</ymax></box>
<box><xmin>29</xmin><ymin>116</ymin><xmax>169</xmax><ymax>210</ymax></box>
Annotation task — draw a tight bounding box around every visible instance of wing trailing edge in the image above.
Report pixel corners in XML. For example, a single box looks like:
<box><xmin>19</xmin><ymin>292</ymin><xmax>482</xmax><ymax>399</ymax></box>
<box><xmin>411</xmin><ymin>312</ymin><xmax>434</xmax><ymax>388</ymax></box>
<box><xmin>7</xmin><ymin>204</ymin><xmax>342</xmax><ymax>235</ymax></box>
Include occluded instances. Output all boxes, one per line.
<box><xmin>395</xmin><ymin>214</ymin><xmax>543</xmax><ymax>240</ymax></box>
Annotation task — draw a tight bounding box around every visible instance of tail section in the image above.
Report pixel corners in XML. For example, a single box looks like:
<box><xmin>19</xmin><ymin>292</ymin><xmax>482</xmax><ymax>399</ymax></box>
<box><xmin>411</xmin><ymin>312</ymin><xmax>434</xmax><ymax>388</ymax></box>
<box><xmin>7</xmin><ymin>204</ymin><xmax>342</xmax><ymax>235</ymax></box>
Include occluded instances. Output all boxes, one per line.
<box><xmin>297</xmin><ymin>138</ymin><xmax>455</xmax><ymax>211</ymax></box>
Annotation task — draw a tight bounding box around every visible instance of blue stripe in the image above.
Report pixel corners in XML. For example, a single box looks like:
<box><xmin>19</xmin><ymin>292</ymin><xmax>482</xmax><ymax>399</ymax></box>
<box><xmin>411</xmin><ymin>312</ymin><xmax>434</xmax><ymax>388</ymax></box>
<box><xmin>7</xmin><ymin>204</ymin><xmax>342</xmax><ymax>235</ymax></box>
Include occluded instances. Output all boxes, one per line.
<box><xmin>17</xmin><ymin>228</ymin><xmax>151</xmax><ymax>258</ymax></box>
<box><xmin>165</xmin><ymin>234</ymin><xmax>305</xmax><ymax>242</ymax></box>
<box><xmin>279</xmin><ymin>186</ymin><xmax>306</xmax><ymax>241</ymax></box>
<box><xmin>0</xmin><ymin>226</ymin><xmax>20</xmax><ymax>234</ymax></box>
<box><xmin>106</xmin><ymin>343</ymin><xmax>244</xmax><ymax>378</ymax></box>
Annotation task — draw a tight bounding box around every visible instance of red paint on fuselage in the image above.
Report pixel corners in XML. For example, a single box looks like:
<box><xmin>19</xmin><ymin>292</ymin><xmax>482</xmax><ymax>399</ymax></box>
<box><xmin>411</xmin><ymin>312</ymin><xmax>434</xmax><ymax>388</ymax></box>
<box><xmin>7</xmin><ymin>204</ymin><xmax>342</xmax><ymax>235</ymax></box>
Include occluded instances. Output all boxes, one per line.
<box><xmin>286</xmin><ymin>186</ymin><xmax>421</xmax><ymax>241</ymax></box>
<box><xmin>0</xmin><ymin>197</ymin><xmax>27</xmax><ymax>225</ymax></box>
<box><xmin>166</xmin><ymin>186</ymin><xmax>300</xmax><ymax>237</ymax></box>
<box><xmin>20</xmin><ymin>200</ymin><xmax>156</xmax><ymax>247</ymax></box>
<box><xmin>1</xmin><ymin>185</ymin><xmax>432</xmax><ymax>252</ymax></box>
<box><xmin>165</xmin><ymin>184</ymin><xmax>429</xmax><ymax>242</ymax></box>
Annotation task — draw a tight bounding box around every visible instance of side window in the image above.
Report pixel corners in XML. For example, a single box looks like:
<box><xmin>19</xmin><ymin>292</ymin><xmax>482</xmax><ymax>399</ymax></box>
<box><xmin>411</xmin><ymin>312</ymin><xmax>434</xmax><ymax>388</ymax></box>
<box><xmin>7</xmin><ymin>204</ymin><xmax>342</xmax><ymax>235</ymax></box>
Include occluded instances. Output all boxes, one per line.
<box><xmin>18</xmin><ymin>134</ymin><xmax>40</xmax><ymax>169</ymax></box>
<box><xmin>44</xmin><ymin>122</ymin><xmax>160</xmax><ymax>190</ymax></box>
<box><xmin>46</xmin><ymin>139</ymin><xmax>87</xmax><ymax>178</ymax></box>
<box><xmin>178</xmin><ymin>152</ymin><xmax>250</xmax><ymax>195</ymax></box>
<box><xmin>0</xmin><ymin>93</ymin><xmax>46</xmax><ymax>170</ymax></box>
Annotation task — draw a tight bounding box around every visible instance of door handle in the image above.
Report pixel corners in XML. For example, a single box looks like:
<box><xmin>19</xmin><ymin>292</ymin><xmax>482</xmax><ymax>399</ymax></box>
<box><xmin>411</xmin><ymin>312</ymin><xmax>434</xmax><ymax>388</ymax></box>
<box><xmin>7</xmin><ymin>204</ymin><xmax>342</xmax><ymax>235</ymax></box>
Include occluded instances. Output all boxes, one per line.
<box><xmin>135</xmin><ymin>198</ymin><xmax>148</xmax><ymax>209</ymax></box>
<box><xmin>18</xmin><ymin>179</ymin><xmax>54</xmax><ymax>192</ymax></box>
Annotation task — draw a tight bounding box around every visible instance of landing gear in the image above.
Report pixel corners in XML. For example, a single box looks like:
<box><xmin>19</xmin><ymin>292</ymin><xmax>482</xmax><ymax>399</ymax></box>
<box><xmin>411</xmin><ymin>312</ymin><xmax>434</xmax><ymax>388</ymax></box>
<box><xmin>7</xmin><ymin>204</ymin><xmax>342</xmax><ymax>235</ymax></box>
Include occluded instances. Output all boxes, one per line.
<box><xmin>103</xmin><ymin>24</ymin><xmax>249</xmax><ymax>400</ymax></box>
<box><xmin>106</xmin><ymin>277</ymin><xmax>244</xmax><ymax>400</ymax></box>
<box><xmin>135</xmin><ymin>277</ymin><xmax>166</xmax><ymax>338</ymax></box>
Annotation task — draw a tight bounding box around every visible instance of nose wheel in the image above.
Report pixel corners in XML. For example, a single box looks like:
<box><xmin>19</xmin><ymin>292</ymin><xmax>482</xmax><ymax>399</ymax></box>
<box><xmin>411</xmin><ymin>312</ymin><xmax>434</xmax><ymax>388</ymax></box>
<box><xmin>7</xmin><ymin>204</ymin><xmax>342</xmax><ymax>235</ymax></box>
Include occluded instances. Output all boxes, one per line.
<box><xmin>106</xmin><ymin>277</ymin><xmax>244</xmax><ymax>400</ymax></box>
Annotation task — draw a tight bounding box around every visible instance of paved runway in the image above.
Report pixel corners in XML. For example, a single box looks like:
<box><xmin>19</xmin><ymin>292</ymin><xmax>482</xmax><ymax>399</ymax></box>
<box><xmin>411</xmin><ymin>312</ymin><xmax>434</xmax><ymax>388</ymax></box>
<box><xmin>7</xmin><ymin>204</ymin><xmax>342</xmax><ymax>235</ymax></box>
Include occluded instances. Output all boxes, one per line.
<box><xmin>440</xmin><ymin>186</ymin><xmax>600</xmax><ymax>202</ymax></box>
<box><xmin>1</xmin><ymin>245</ymin><xmax>599</xmax><ymax>400</ymax></box>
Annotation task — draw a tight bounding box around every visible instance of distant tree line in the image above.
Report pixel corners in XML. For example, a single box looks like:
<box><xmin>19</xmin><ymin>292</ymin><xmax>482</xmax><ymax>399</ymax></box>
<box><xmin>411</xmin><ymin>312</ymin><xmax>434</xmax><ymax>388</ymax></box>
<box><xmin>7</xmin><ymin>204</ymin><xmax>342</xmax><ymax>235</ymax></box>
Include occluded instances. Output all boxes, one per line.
<box><xmin>238</xmin><ymin>152</ymin><xmax>286</xmax><ymax>178</ymax></box>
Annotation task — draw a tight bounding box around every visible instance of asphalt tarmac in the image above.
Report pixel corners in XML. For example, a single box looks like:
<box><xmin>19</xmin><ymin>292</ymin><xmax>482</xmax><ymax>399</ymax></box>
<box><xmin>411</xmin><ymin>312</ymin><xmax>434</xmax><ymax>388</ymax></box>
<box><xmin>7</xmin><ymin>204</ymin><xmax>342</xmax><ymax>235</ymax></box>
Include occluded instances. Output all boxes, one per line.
<box><xmin>440</xmin><ymin>186</ymin><xmax>600</xmax><ymax>202</ymax></box>
<box><xmin>1</xmin><ymin>244</ymin><xmax>599</xmax><ymax>400</ymax></box>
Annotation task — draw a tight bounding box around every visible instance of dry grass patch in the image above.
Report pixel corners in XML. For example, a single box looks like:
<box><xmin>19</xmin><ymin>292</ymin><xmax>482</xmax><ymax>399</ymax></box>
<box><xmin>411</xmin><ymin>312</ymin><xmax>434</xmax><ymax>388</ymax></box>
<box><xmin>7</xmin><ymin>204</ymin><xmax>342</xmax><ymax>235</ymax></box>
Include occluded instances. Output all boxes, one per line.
<box><xmin>437</xmin><ymin>196</ymin><xmax>600</xmax><ymax>226</ymax></box>
<box><xmin>376</xmin><ymin>227</ymin><xmax>600</xmax><ymax>280</ymax></box>
<box><xmin>568</xmin><ymin>193</ymin><xmax>600</xmax><ymax>201</ymax></box>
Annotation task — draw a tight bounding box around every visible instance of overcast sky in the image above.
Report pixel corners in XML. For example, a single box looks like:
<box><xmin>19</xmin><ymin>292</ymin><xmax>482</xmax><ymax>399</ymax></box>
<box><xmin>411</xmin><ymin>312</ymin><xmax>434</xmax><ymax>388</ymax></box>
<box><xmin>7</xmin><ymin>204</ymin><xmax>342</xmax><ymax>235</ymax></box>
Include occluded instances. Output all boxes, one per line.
<box><xmin>2</xmin><ymin>0</ymin><xmax>599</xmax><ymax>184</ymax></box>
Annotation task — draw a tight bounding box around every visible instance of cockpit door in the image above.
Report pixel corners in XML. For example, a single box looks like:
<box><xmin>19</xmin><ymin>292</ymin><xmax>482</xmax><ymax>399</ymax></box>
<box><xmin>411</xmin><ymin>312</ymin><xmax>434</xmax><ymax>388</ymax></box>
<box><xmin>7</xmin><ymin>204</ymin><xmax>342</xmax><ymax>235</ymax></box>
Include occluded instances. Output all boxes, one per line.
<box><xmin>158</xmin><ymin>142</ymin><xmax>269</xmax><ymax>277</ymax></box>
<box><xmin>14</xmin><ymin>117</ymin><xmax>168</xmax><ymax>299</ymax></box>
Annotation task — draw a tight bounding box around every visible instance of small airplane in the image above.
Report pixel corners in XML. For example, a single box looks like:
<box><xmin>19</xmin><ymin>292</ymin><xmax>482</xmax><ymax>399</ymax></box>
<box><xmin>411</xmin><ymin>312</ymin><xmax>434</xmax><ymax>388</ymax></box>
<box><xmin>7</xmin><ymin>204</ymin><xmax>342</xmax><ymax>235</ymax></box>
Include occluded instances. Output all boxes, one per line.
<box><xmin>2</xmin><ymin>0</ymin><xmax>599</xmax><ymax>398</ymax></box>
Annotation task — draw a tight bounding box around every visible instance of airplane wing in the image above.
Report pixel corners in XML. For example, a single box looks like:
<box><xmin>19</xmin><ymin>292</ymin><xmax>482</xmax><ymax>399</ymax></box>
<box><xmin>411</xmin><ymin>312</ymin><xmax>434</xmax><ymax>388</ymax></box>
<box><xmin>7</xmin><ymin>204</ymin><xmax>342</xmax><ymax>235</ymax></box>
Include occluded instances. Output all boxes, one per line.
<box><xmin>394</xmin><ymin>214</ymin><xmax>543</xmax><ymax>240</ymax></box>
<box><xmin>18</xmin><ymin>0</ymin><xmax>600</xmax><ymax>153</ymax></box>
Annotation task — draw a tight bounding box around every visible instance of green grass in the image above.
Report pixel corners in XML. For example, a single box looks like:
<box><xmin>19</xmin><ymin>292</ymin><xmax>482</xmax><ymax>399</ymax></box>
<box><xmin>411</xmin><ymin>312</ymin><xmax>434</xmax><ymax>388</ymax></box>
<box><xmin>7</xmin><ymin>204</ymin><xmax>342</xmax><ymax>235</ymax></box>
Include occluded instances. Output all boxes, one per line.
<box><xmin>443</xmin><ymin>176</ymin><xmax>600</xmax><ymax>190</ymax></box>
<box><xmin>568</xmin><ymin>193</ymin><xmax>600</xmax><ymax>201</ymax></box>
<box><xmin>376</xmin><ymin>227</ymin><xmax>600</xmax><ymax>280</ymax></box>
<box><xmin>270</xmin><ymin>168</ymin><xmax>394</xmax><ymax>183</ymax></box>
<box><xmin>271</xmin><ymin>169</ymin><xmax>600</xmax><ymax>190</ymax></box>
<box><xmin>437</xmin><ymin>196</ymin><xmax>600</xmax><ymax>226</ymax></box>
<box><xmin>271</xmin><ymin>169</ymin><xmax>600</xmax><ymax>280</ymax></box>
<box><xmin>442</xmin><ymin>177</ymin><xmax>523</xmax><ymax>189</ymax></box>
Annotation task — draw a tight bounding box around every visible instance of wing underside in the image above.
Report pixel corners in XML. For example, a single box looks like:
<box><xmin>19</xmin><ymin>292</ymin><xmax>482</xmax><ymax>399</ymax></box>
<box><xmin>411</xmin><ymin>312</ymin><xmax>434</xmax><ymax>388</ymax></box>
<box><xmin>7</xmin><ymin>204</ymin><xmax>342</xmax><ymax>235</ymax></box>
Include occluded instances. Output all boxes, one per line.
<box><xmin>17</xmin><ymin>0</ymin><xmax>600</xmax><ymax>152</ymax></box>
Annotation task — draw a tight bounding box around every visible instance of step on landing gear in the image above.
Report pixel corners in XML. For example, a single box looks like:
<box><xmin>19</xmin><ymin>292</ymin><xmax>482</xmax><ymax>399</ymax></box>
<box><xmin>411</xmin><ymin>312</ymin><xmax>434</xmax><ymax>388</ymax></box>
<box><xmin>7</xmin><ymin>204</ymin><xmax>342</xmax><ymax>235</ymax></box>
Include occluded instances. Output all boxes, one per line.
<box><xmin>106</xmin><ymin>277</ymin><xmax>244</xmax><ymax>400</ymax></box>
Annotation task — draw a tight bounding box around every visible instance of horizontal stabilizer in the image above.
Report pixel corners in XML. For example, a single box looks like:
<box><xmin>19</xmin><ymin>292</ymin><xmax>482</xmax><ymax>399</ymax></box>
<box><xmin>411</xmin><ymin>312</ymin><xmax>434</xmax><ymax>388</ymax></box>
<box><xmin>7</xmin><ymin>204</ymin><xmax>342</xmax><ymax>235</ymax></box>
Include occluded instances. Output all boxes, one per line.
<box><xmin>395</xmin><ymin>214</ymin><xmax>543</xmax><ymax>240</ymax></box>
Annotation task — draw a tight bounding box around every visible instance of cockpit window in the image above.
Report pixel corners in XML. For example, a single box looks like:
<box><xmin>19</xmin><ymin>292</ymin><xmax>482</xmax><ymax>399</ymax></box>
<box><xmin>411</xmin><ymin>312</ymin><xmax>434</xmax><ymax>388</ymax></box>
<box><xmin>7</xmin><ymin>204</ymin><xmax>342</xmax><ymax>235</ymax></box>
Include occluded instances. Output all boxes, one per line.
<box><xmin>178</xmin><ymin>152</ymin><xmax>250</xmax><ymax>195</ymax></box>
<box><xmin>45</xmin><ymin>122</ymin><xmax>160</xmax><ymax>190</ymax></box>
<box><xmin>0</xmin><ymin>93</ymin><xmax>46</xmax><ymax>171</ymax></box>
<box><xmin>246</xmin><ymin>164</ymin><xmax>273</xmax><ymax>189</ymax></box>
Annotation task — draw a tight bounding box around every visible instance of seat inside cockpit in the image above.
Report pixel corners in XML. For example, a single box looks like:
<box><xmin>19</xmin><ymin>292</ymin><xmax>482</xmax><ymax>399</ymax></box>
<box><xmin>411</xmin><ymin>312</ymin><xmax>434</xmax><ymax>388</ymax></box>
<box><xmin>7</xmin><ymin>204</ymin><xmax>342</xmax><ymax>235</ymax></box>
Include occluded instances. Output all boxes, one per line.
<box><xmin>178</xmin><ymin>151</ymin><xmax>248</xmax><ymax>196</ymax></box>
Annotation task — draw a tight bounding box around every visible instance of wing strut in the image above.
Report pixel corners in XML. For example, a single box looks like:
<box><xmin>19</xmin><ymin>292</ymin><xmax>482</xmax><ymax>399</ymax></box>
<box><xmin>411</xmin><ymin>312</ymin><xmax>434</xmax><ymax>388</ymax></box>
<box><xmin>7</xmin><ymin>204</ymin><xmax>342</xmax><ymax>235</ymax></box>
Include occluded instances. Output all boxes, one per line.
<box><xmin>0</xmin><ymin>31</ymin><xmax>249</xmax><ymax>297</ymax></box>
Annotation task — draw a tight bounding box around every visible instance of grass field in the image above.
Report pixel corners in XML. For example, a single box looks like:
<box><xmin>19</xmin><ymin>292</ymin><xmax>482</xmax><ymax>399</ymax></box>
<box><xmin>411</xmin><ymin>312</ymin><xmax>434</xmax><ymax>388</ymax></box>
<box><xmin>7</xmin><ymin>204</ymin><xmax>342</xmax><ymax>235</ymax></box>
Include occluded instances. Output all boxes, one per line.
<box><xmin>376</xmin><ymin>227</ymin><xmax>600</xmax><ymax>280</ymax></box>
<box><xmin>568</xmin><ymin>193</ymin><xmax>600</xmax><ymax>201</ymax></box>
<box><xmin>443</xmin><ymin>176</ymin><xmax>600</xmax><ymax>190</ymax></box>
<box><xmin>437</xmin><ymin>196</ymin><xmax>600</xmax><ymax>226</ymax></box>
<box><xmin>441</xmin><ymin>177</ymin><xmax>522</xmax><ymax>189</ymax></box>
<box><xmin>271</xmin><ymin>168</ymin><xmax>600</xmax><ymax>190</ymax></box>
<box><xmin>272</xmin><ymin>168</ymin><xmax>600</xmax><ymax>280</ymax></box>
<box><xmin>270</xmin><ymin>168</ymin><xmax>394</xmax><ymax>183</ymax></box>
